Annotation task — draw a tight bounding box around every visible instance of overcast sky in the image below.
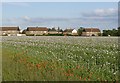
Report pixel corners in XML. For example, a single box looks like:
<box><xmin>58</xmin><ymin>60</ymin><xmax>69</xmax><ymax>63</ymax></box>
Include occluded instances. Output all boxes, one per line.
<box><xmin>1</xmin><ymin>2</ymin><xmax>118</xmax><ymax>30</ymax></box>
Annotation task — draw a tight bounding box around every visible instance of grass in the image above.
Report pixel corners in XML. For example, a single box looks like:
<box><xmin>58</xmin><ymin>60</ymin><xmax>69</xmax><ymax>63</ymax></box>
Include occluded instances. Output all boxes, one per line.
<box><xmin>1</xmin><ymin>36</ymin><xmax>119</xmax><ymax>81</ymax></box>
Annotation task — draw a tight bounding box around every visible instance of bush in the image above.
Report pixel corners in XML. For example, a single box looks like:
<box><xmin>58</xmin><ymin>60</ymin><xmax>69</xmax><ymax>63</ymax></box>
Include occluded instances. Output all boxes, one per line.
<box><xmin>26</xmin><ymin>34</ymin><xmax>34</xmax><ymax>36</ymax></box>
<box><xmin>66</xmin><ymin>34</ymin><xmax>73</xmax><ymax>36</ymax></box>
<box><xmin>47</xmin><ymin>34</ymin><xmax>64</xmax><ymax>36</ymax></box>
<box><xmin>36</xmin><ymin>34</ymin><xmax>44</xmax><ymax>36</ymax></box>
<box><xmin>2</xmin><ymin>34</ymin><xmax>8</xmax><ymax>36</ymax></box>
<box><xmin>98</xmin><ymin>33</ymin><xmax>102</xmax><ymax>36</ymax></box>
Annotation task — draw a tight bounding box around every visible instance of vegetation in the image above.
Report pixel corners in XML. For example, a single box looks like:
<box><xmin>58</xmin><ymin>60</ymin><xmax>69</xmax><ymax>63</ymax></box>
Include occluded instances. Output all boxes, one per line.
<box><xmin>77</xmin><ymin>27</ymin><xmax>84</xmax><ymax>36</ymax></box>
<box><xmin>2</xmin><ymin>36</ymin><xmax>119</xmax><ymax>81</ymax></box>
<box><xmin>26</xmin><ymin>34</ymin><xmax>34</xmax><ymax>36</ymax></box>
<box><xmin>102</xmin><ymin>28</ymin><xmax>119</xmax><ymax>36</ymax></box>
<box><xmin>47</xmin><ymin>34</ymin><xmax>64</xmax><ymax>36</ymax></box>
<box><xmin>118</xmin><ymin>27</ymin><xmax>120</xmax><ymax>36</ymax></box>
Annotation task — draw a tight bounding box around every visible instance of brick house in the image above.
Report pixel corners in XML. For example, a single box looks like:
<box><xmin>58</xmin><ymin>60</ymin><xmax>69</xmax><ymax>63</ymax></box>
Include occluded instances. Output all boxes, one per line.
<box><xmin>0</xmin><ymin>26</ymin><xmax>20</xmax><ymax>36</ymax></box>
<box><xmin>82</xmin><ymin>28</ymin><xmax>101</xmax><ymax>36</ymax></box>
<box><xmin>25</xmin><ymin>27</ymin><xmax>48</xmax><ymax>35</ymax></box>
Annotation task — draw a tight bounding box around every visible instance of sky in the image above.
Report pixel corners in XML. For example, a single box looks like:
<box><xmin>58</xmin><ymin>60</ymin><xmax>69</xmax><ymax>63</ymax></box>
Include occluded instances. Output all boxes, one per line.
<box><xmin>1</xmin><ymin>2</ymin><xmax>118</xmax><ymax>30</ymax></box>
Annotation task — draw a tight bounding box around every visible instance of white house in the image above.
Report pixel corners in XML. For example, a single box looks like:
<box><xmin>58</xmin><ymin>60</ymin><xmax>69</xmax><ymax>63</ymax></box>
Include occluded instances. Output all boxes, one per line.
<box><xmin>72</xmin><ymin>29</ymin><xmax>78</xmax><ymax>35</ymax></box>
<box><xmin>63</xmin><ymin>28</ymin><xmax>78</xmax><ymax>36</ymax></box>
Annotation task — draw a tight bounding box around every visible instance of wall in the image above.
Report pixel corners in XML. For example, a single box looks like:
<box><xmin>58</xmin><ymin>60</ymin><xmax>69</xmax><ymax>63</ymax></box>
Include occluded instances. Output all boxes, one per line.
<box><xmin>82</xmin><ymin>32</ymin><xmax>100</xmax><ymax>36</ymax></box>
<box><xmin>0</xmin><ymin>31</ymin><xmax>20</xmax><ymax>36</ymax></box>
<box><xmin>26</xmin><ymin>31</ymin><xmax>48</xmax><ymax>35</ymax></box>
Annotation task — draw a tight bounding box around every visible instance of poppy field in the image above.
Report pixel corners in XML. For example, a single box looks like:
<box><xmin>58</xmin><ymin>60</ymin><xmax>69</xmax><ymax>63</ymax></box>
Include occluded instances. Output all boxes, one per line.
<box><xmin>1</xmin><ymin>36</ymin><xmax>119</xmax><ymax>81</ymax></box>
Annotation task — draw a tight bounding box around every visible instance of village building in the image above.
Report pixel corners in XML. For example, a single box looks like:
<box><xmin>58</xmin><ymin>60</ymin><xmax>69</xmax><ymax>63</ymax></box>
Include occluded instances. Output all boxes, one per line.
<box><xmin>72</xmin><ymin>29</ymin><xmax>78</xmax><ymax>36</ymax></box>
<box><xmin>25</xmin><ymin>27</ymin><xmax>48</xmax><ymax>36</ymax></box>
<box><xmin>63</xmin><ymin>29</ymin><xmax>78</xmax><ymax>36</ymax></box>
<box><xmin>0</xmin><ymin>26</ymin><xmax>20</xmax><ymax>36</ymax></box>
<box><xmin>82</xmin><ymin>28</ymin><xmax>101</xmax><ymax>36</ymax></box>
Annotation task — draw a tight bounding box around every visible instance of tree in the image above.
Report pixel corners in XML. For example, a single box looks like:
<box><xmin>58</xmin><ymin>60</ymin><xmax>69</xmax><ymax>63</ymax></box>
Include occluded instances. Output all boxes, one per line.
<box><xmin>48</xmin><ymin>28</ymin><xmax>51</xmax><ymax>32</ymax></box>
<box><xmin>102</xmin><ymin>30</ymin><xmax>107</xmax><ymax>36</ymax></box>
<box><xmin>118</xmin><ymin>27</ymin><xmax>120</xmax><ymax>36</ymax></box>
<box><xmin>77</xmin><ymin>27</ymin><xmax>84</xmax><ymax>36</ymax></box>
<box><xmin>102</xmin><ymin>29</ymin><xmax>118</xmax><ymax>36</ymax></box>
<box><xmin>57</xmin><ymin>26</ymin><xmax>60</xmax><ymax>31</ymax></box>
<box><xmin>112</xmin><ymin>29</ymin><xmax>118</xmax><ymax>36</ymax></box>
<box><xmin>51</xmin><ymin>27</ymin><xmax>56</xmax><ymax>31</ymax></box>
<box><xmin>57</xmin><ymin>26</ymin><xmax>60</xmax><ymax>34</ymax></box>
<box><xmin>59</xmin><ymin>29</ymin><xmax>63</xmax><ymax>32</ymax></box>
<box><xmin>98</xmin><ymin>33</ymin><xmax>102</xmax><ymax>36</ymax></box>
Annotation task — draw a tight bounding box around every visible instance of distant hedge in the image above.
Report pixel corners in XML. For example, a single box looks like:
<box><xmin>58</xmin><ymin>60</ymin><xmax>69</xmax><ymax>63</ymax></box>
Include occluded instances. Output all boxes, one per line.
<box><xmin>26</xmin><ymin>34</ymin><xmax>64</xmax><ymax>36</ymax></box>
<box><xmin>26</xmin><ymin>34</ymin><xmax>34</xmax><ymax>36</ymax></box>
<box><xmin>46</xmin><ymin>34</ymin><xmax>64</xmax><ymax>36</ymax></box>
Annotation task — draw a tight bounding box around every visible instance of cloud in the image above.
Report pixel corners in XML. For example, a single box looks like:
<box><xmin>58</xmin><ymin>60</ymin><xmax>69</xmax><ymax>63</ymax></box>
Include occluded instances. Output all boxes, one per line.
<box><xmin>2</xmin><ymin>14</ymin><xmax>117</xmax><ymax>30</ymax></box>
<box><xmin>82</xmin><ymin>8</ymin><xmax>118</xmax><ymax>17</ymax></box>
<box><xmin>22</xmin><ymin>16</ymin><xmax>31</xmax><ymax>21</ymax></box>
<box><xmin>3</xmin><ymin>15</ymin><xmax>117</xmax><ymax>25</ymax></box>
<box><xmin>4</xmin><ymin>2</ymin><xmax>30</xmax><ymax>7</ymax></box>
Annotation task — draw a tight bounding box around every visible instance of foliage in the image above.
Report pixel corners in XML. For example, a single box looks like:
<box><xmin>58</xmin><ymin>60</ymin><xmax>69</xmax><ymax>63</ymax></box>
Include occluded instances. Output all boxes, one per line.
<box><xmin>98</xmin><ymin>33</ymin><xmax>102</xmax><ymax>36</ymax></box>
<box><xmin>2</xmin><ymin>36</ymin><xmax>119</xmax><ymax>81</ymax></box>
<box><xmin>102</xmin><ymin>29</ymin><xmax>118</xmax><ymax>36</ymax></box>
<box><xmin>26</xmin><ymin>34</ymin><xmax>34</xmax><ymax>36</ymax></box>
<box><xmin>118</xmin><ymin>27</ymin><xmax>120</xmax><ymax>36</ymax></box>
<box><xmin>77</xmin><ymin>27</ymin><xmax>84</xmax><ymax>36</ymax></box>
<box><xmin>66</xmin><ymin>34</ymin><xmax>73</xmax><ymax>36</ymax></box>
<box><xmin>47</xmin><ymin>34</ymin><xmax>64</xmax><ymax>36</ymax></box>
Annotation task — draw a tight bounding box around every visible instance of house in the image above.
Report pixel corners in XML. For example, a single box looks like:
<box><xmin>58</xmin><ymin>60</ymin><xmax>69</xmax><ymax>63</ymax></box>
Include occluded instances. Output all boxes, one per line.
<box><xmin>72</xmin><ymin>29</ymin><xmax>78</xmax><ymax>36</ymax></box>
<box><xmin>25</xmin><ymin>27</ymin><xmax>48</xmax><ymax>36</ymax></box>
<box><xmin>63</xmin><ymin>29</ymin><xmax>78</xmax><ymax>36</ymax></box>
<box><xmin>82</xmin><ymin>28</ymin><xmax>101</xmax><ymax>36</ymax></box>
<box><xmin>0</xmin><ymin>26</ymin><xmax>20</xmax><ymax>36</ymax></box>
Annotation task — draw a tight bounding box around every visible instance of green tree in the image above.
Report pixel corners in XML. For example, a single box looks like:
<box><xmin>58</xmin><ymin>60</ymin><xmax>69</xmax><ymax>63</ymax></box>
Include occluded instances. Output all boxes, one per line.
<box><xmin>103</xmin><ymin>29</ymin><xmax>118</xmax><ymax>36</ymax></box>
<box><xmin>112</xmin><ymin>29</ymin><xmax>118</xmax><ymax>36</ymax></box>
<box><xmin>77</xmin><ymin>27</ymin><xmax>84</xmax><ymax>36</ymax></box>
<box><xmin>102</xmin><ymin>30</ymin><xmax>107</xmax><ymax>36</ymax></box>
<box><xmin>48</xmin><ymin>28</ymin><xmax>51</xmax><ymax>32</ymax></box>
<box><xmin>51</xmin><ymin>27</ymin><xmax>56</xmax><ymax>31</ymax></box>
<box><xmin>57</xmin><ymin>27</ymin><xmax>60</xmax><ymax>31</ymax></box>
<box><xmin>118</xmin><ymin>27</ymin><xmax>120</xmax><ymax>36</ymax></box>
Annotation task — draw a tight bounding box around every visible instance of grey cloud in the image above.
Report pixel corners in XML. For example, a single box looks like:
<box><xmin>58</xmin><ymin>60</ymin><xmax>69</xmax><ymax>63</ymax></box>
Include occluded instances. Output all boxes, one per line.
<box><xmin>82</xmin><ymin>8</ymin><xmax>118</xmax><ymax>17</ymax></box>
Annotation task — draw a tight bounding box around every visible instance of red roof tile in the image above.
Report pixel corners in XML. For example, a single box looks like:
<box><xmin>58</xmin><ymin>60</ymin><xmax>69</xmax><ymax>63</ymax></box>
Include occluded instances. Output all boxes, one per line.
<box><xmin>84</xmin><ymin>28</ymin><xmax>100</xmax><ymax>32</ymax></box>
<box><xmin>0</xmin><ymin>27</ymin><xmax>20</xmax><ymax>31</ymax></box>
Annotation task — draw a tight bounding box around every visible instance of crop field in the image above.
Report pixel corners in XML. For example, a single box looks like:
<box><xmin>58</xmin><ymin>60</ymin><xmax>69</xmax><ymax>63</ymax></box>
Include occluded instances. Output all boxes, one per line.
<box><xmin>1</xmin><ymin>36</ymin><xmax>119</xmax><ymax>81</ymax></box>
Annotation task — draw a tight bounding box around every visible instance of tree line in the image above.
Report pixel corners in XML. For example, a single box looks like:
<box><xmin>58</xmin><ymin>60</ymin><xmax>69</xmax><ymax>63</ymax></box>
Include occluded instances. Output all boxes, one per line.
<box><xmin>102</xmin><ymin>27</ymin><xmax>120</xmax><ymax>36</ymax></box>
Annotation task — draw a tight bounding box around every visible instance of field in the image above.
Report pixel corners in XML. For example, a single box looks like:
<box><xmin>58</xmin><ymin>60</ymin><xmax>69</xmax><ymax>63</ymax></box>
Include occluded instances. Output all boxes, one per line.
<box><xmin>1</xmin><ymin>36</ymin><xmax>119</xmax><ymax>81</ymax></box>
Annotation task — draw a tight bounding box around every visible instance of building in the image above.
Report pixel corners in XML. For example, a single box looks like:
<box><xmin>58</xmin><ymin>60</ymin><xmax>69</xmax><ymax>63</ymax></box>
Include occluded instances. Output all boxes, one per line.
<box><xmin>25</xmin><ymin>27</ymin><xmax>48</xmax><ymax>36</ymax></box>
<box><xmin>0</xmin><ymin>26</ymin><xmax>20</xmax><ymax>36</ymax></box>
<box><xmin>82</xmin><ymin>28</ymin><xmax>101</xmax><ymax>36</ymax></box>
<box><xmin>72</xmin><ymin>29</ymin><xmax>78</xmax><ymax>36</ymax></box>
<box><xmin>63</xmin><ymin>29</ymin><xmax>78</xmax><ymax>36</ymax></box>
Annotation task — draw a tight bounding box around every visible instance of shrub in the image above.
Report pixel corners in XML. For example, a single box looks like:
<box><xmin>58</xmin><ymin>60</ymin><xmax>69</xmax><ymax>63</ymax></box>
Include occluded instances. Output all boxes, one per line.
<box><xmin>26</xmin><ymin>34</ymin><xmax>34</xmax><ymax>36</ymax></box>
<box><xmin>47</xmin><ymin>34</ymin><xmax>64</xmax><ymax>36</ymax></box>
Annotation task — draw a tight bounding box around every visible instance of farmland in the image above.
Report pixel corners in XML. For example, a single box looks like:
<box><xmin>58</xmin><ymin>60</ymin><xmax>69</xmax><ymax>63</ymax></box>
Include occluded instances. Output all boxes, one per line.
<box><xmin>1</xmin><ymin>36</ymin><xmax>119</xmax><ymax>81</ymax></box>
